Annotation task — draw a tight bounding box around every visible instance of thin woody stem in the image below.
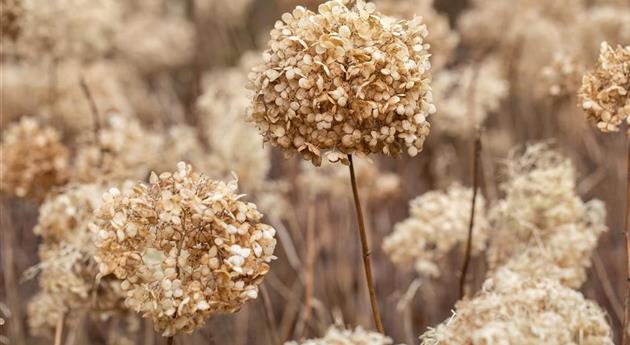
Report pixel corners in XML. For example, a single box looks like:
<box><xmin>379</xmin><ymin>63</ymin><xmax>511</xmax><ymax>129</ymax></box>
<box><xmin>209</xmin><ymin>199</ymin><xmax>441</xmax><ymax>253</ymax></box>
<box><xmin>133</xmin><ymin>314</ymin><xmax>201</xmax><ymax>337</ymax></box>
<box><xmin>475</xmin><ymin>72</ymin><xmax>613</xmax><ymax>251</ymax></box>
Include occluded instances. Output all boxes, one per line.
<box><xmin>622</xmin><ymin>141</ymin><xmax>630</xmax><ymax>345</ymax></box>
<box><xmin>347</xmin><ymin>154</ymin><xmax>385</xmax><ymax>333</ymax></box>
<box><xmin>459</xmin><ymin>129</ymin><xmax>482</xmax><ymax>299</ymax></box>
<box><xmin>54</xmin><ymin>313</ymin><xmax>64</xmax><ymax>345</ymax></box>
<box><xmin>167</xmin><ymin>336</ymin><xmax>174</xmax><ymax>345</ymax></box>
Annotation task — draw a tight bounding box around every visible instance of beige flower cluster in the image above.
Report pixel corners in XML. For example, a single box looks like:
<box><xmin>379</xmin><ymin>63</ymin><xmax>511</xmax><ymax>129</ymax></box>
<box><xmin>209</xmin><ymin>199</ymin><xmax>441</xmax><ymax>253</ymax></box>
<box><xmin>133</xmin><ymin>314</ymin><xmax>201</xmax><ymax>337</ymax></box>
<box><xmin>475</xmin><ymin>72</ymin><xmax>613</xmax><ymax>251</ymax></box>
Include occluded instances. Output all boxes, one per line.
<box><xmin>286</xmin><ymin>326</ymin><xmax>399</xmax><ymax>345</ymax></box>
<box><xmin>4</xmin><ymin>0</ymin><xmax>123</xmax><ymax>61</ymax></box>
<box><xmin>419</xmin><ymin>268</ymin><xmax>614</xmax><ymax>345</ymax></box>
<box><xmin>249</xmin><ymin>0</ymin><xmax>434</xmax><ymax>166</ymax></box>
<box><xmin>297</xmin><ymin>158</ymin><xmax>400</xmax><ymax>200</ymax></box>
<box><xmin>541</xmin><ymin>53</ymin><xmax>584</xmax><ymax>98</ymax></box>
<box><xmin>198</xmin><ymin>53</ymin><xmax>271</xmax><ymax>192</ymax></box>
<box><xmin>431</xmin><ymin>57</ymin><xmax>508</xmax><ymax>137</ymax></box>
<box><xmin>93</xmin><ymin>162</ymin><xmax>277</xmax><ymax>336</ymax></box>
<box><xmin>0</xmin><ymin>117</ymin><xmax>70</xmax><ymax>201</ymax></box>
<box><xmin>28</xmin><ymin>183</ymin><xmax>127</xmax><ymax>336</ymax></box>
<box><xmin>374</xmin><ymin>0</ymin><xmax>458</xmax><ymax>71</ymax></box>
<box><xmin>383</xmin><ymin>184</ymin><xmax>489</xmax><ymax>277</ymax></box>
<box><xmin>486</xmin><ymin>144</ymin><xmax>601</xmax><ymax>283</ymax></box>
<box><xmin>578</xmin><ymin>42</ymin><xmax>630</xmax><ymax>134</ymax></box>
<box><xmin>74</xmin><ymin>115</ymin><xmax>164</xmax><ymax>183</ymax></box>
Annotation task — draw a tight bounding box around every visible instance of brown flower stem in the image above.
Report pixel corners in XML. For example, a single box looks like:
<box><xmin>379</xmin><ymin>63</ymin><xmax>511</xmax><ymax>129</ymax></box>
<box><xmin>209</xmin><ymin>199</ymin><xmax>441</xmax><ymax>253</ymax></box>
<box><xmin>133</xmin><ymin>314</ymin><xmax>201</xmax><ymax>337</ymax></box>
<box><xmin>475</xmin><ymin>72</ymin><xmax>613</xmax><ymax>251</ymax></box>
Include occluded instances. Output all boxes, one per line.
<box><xmin>459</xmin><ymin>129</ymin><xmax>482</xmax><ymax>299</ymax></box>
<box><xmin>347</xmin><ymin>154</ymin><xmax>385</xmax><ymax>334</ymax></box>
<box><xmin>54</xmin><ymin>312</ymin><xmax>65</xmax><ymax>345</ymax></box>
<box><xmin>166</xmin><ymin>336</ymin><xmax>174</xmax><ymax>345</ymax></box>
<box><xmin>623</xmin><ymin>141</ymin><xmax>630</xmax><ymax>345</ymax></box>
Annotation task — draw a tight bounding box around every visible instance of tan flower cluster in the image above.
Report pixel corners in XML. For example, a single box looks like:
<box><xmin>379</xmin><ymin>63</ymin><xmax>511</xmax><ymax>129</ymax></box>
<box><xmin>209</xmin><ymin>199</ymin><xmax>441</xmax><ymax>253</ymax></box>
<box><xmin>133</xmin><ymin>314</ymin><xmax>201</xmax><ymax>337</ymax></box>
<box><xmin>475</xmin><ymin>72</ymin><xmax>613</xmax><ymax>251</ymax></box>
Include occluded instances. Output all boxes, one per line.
<box><xmin>93</xmin><ymin>162</ymin><xmax>277</xmax><ymax>336</ymax></box>
<box><xmin>198</xmin><ymin>53</ymin><xmax>272</xmax><ymax>192</ymax></box>
<box><xmin>578</xmin><ymin>42</ymin><xmax>630</xmax><ymax>134</ymax></box>
<box><xmin>374</xmin><ymin>0</ymin><xmax>458</xmax><ymax>71</ymax></box>
<box><xmin>487</xmin><ymin>143</ymin><xmax>607</xmax><ymax>288</ymax></box>
<box><xmin>195</xmin><ymin>0</ymin><xmax>253</xmax><ymax>21</ymax></box>
<box><xmin>0</xmin><ymin>0</ymin><xmax>22</xmax><ymax>42</ymax></box>
<box><xmin>285</xmin><ymin>326</ymin><xmax>399</xmax><ymax>345</ymax></box>
<box><xmin>4</xmin><ymin>0</ymin><xmax>123</xmax><ymax>61</ymax></box>
<box><xmin>541</xmin><ymin>53</ymin><xmax>585</xmax><ymax>98</ymax></box>
<box><xmin>0</xmin><ymin>117</ymin><xmax>70</xmax><ymax>201</ymax></box>
<box><xmin>249</xmin><ymin>0</ymin><xmax>434</xmax><ymax>166</ymax></box>
<box><xmin>74</xmin><ymin>115</ymin><xmax>164</xmax><ymax>183</ymax></box>
<box><xmin>419</xmin><ymin>268</ymin><xmax>614</xmax><ymax>345</ymax></box>
<box><xmin>297</xmin><ymin>158</ymin><xmax>400</xmax><ymax>200</ymax></box>
<box><xmin>383</xmin><ymin>184</ymin><xmax>489</xmax><ymax>277</ymax></box>
<box><xmin>28</xmin><ymin>183</ymin><xmax>127</xmax><ymax>336</ymax></box>
<box><xmin>431</xmin><ymin>56</ymin><xmax>508</xmax><ymax>137</ymax></box>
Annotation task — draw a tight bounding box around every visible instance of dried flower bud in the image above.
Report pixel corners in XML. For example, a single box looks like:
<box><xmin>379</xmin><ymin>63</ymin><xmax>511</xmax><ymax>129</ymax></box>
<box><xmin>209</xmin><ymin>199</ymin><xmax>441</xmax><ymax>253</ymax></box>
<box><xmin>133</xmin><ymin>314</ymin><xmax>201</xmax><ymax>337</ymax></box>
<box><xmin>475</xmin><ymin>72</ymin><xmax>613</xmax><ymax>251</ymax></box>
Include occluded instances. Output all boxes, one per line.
<box><xmin>383</xmin><ymin>184</ymin><xmax>489</xmax><ymax>277</ymax></box>
<box><xmin>249</xmin><ymin>0</ymin><xmax>434</xmax><ymax>166</ymax></box>
<box><xmin>578</xmin><ymin>41</ymin><xmax>630</xmax><ymax>135</ymax></box>
<box><xmin>0</xmin><ymin>117</ymin><xmax>70</xmax><ymax>201</ymax></box>
<box><xmin>94</xmin><ymin>162</ymin><xmax>277</xmax><ymax>336</ymax></box>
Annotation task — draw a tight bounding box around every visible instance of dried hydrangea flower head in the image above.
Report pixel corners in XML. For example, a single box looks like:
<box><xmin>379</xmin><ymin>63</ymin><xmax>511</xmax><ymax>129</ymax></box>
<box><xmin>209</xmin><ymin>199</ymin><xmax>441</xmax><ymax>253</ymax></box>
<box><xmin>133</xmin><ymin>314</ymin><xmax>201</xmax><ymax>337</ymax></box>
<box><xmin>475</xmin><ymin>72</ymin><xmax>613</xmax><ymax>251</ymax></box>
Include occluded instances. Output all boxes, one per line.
<box><xmin>28</xmin><ymin>183</ymin><xmax>127</xmax><ymax>336</ymax></box>
<box><xmin>487</xmin><ymin>144</ymin><xmax>580</xmax><ymax>263</ymax></box>
<box><xmin>0</xmin><ymin>117</ymin><xmax>70</xmax><ymax>200</ymax></box>
<box><xmin>541</xmin><ymin>52</ymin><xmax>584</xmax><ymax>98</ymax></box>
<box><xmin>249</xmin><ymin>0</ymin><xmax>434</xmax><ymax>166</ymax></box>
<box><xmin>578</xmin><ymin>42</ymin><xmax>630</xmax><ymax>134</ymax></box>
<box><xmin>431</xmin><ymin>56</ymin><xmax>508</xmax><ymax>137</ymax></box>
<box><xmin>374</xmin><ymin>0</ymin><xmax>458</xmax><ymax>71</ymax></box>
<box><xmin>74</xmin><ymin>115</ymin><xmax>164</xmax><ymax>183</ymax></box>
<box><xmin>383</xmin><ymin>183</ymin><xmax>489</xmax><ymax>277</ymax></box>
<box><xmin>94</xmin><ymin>162</ymin><xmax>277</xmax><ymax>336</ymax></box>
<box><xmin>420</xmin><ymin>268</ymin><xmax>614</xmax><ymax>345</ymax></box>
<box><xmin>285</xmin><ymin>325</ymin><xmax>399</xmax><ymax>345</ymax></box>
<box><xmin>198</xmin><ymin>53</ymin><xmax>272</xmax><ymax>192</ymax></box>
<box><xmin>297</xmin><ymin>158</ymin><xmax>400</xmax><ymax>199</ymax></box>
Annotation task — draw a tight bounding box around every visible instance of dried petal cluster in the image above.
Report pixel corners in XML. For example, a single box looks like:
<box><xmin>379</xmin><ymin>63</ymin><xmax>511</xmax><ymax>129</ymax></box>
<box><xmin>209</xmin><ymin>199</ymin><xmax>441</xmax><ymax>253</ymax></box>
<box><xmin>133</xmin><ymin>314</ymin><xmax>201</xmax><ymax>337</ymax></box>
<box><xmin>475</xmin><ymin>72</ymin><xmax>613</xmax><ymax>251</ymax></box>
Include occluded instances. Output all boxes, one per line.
<box><xmin>28</xmin><ymin>184</ymin><xmax>127</xmax><ymax>336</ymax></box>
<box><xmin>285</xmin><ymin>326</ymin><xmax>399</xmax><ymax>345</ymax></box>
<box><xmin>74</xmin><ymin>116</ymin><xmax>164</xmax><ymax>183</ymax></box>
<box><xmin>541</xmin><ymin>53</ymin><xmax>584</xmax><ymax>98</ymax></box>
<box><xmin>419</xmin><ymin>268</ymin><xmax>614</xmax><ymax>345</ymax></box>
<box><xmin>374</xmin><ymin>0</ymin><xmax>458</xmax><ymax>71</ymax></box>
<box><xmin>486</xmin><ymin>144</ymin><xmax>604</xmax><ymax>287</ymax></box>
<box><xmin>0</xmin><ymin>117</ymin><xmax>70</xmax><ymax>200</ymax></box>
<box><xmin>198</xmin><ymin>54</ymin><xmax>271</xmax><ymax>192</ymax></box>
<box><xmin>383</xmin><ymin>184</ymin><xmax>489</xmax><ymax>277</ymax></box>
<box><xmin>249</xmin><ymin>0</ymin><xmax>434</xmax><ymax>165</ymax></box>
<box><xmin>431</xmin><ymin>57</ymin><xmax>508</xmax><ymax>137</ymax></box>
<box><xmin>578</xmin><ymin>42</ymin><xmax>630</xmax><ymax>134</ymax></box>
<box><xmin>93</xmin><ymin>162</ymin><xmax>277</xmax><ymax>336</ymax></box>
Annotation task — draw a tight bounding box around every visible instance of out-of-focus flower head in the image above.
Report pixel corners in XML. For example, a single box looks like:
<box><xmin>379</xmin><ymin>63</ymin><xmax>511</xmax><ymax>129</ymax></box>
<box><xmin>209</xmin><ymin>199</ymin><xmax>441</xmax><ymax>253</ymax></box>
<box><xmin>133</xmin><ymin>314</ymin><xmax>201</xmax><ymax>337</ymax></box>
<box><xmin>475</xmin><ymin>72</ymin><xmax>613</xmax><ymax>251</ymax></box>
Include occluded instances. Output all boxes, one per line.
<box><xmin>249</xmin><ymin>0</ymin><xmax>434</xmax><ymax>166</ymax></box>
<box><xmin>419</xmin><ymin>268</ymin><xmax>614</xmax><ymax>345</ymax></box>
<box><xmin>285</xmin><ymin>325</ymin><xmax>399</xmax><ymax>345</ymax></box>
<box><xmin>578</xmin><ymin>42</ymin><xmax>630</xmax><ymax>135</ymax></box>
<box><xmin>94</xmin><ymin>162</ymin><xmax>277</xmax><ymax>336</ymax></box>
<box><xmin>383</xmin><ymin>183</ymin><xmax>489</xmax><ymax>277</ymax></box>
<box><xmin>0</xmin><ymin>117</ymin><xmax>70</xmax><ymax>201</ymax></box>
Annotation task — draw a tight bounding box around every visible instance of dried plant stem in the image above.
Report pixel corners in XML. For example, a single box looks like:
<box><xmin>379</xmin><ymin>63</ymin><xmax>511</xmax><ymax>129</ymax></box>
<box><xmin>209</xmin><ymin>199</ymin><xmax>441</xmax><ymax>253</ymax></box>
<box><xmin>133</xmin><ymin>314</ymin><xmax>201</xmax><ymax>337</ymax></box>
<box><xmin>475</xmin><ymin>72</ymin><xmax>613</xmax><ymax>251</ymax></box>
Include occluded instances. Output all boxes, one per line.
<box><xmin>54</xmin><ymin>312</ymin><xmax>64</xmax><ymax>345</ymax></box>
<box><xmin>166</xmin><ymin>336</ymin><xmax>174</xmax><ymax>345</ymax></box>
<box><xmin>261</xmin><ymin>284</ymin><xmax>280</xmax><ymax>345</ymax></box>
<box><xmin>459</xmin><ymin>130</ymin><xmax>482</xmax><ymax>299</ymax></box>
<box><xmin>623</xmin><ymin>142</ymin><xmax>630</xmax><ymax>345</ymax></box>
<box><xmin>347</xmin><ymin>154</ymin><xmax>385</xmax><ymax>333</ymax></box>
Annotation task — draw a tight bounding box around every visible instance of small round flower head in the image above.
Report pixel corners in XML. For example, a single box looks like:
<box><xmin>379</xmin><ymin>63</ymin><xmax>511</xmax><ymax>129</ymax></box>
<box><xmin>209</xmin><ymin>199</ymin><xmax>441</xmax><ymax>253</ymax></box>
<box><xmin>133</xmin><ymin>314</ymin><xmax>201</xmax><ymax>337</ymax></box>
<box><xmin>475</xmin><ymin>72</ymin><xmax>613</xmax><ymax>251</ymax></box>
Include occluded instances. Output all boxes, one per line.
<box><xmin>249</xmin><ymin>0</ymin><xmax>434</xmax><ymax>166</ymax></box>
<box><xmin>285</xmin><ymin>325</ymin><xmax>398</xmax><ymax>345</ymax></box>
<box><xmin>431</xmin><ymin>56</ymin><xmax>508</xmax><ymax>137</ymax></box>
<box><xmin>578</xmin><ymin>42</ymin><xmax>630</xmax><ymax>134</ymax></box>
<box><xmin>28</xmin><ymin>183</ymin><xmax>127</xmax><ymax>336</ymax></box>
<box><xmin>74</xmin><ymin>115</ymin><xmax>164</xmax><ymax>183</ymax></box>
<box><xmin>420</xmin><ymin>269</ymin><xmax>614</xmax><ymax>345</ymax></box>
<box><xmin>0</xmin><ymin>117</ymin><xmax>70</xmax><ymax>200</ymax></box>
<box><xmin>93</xmin><ymin>162</ymin><xmax>277</xmax><ymax>336</ymax></box>
<box><xmin>383</xmin><ymin>183</ymin><xmax>489</xmax><ymax>277</ymax></box>
<box><xmin>541</xmin><ymin>52</ymin><xmax>584</xmax><ymax>98</ymax></box>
